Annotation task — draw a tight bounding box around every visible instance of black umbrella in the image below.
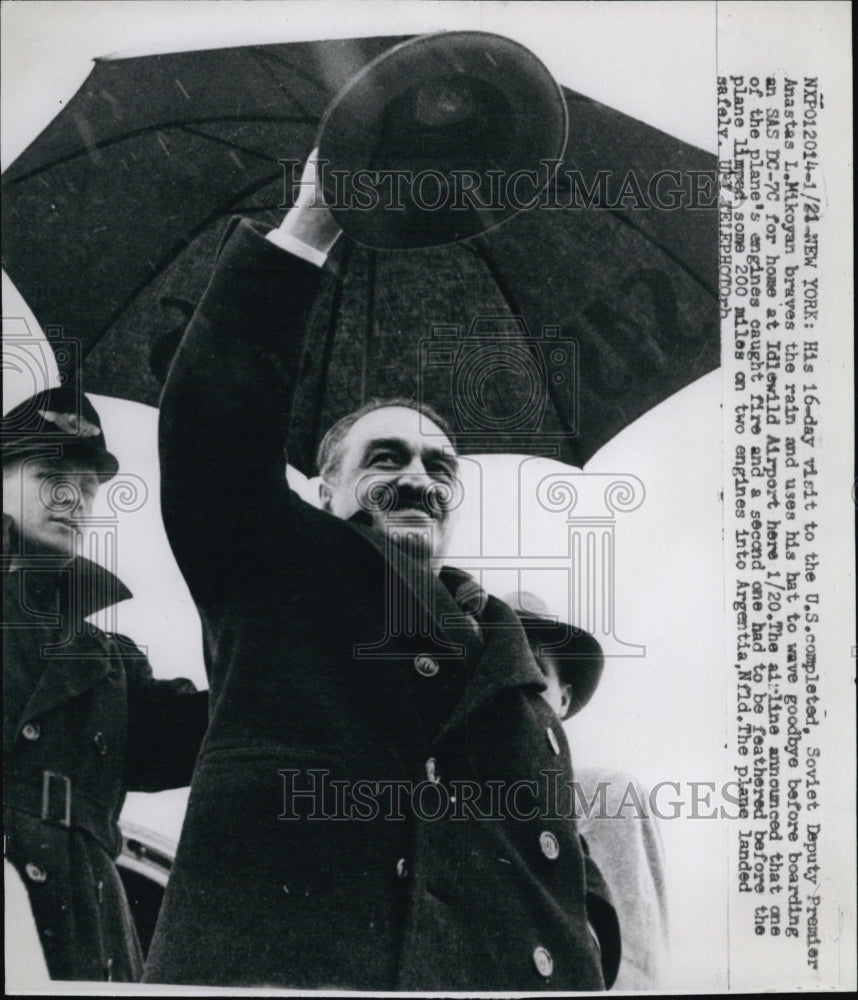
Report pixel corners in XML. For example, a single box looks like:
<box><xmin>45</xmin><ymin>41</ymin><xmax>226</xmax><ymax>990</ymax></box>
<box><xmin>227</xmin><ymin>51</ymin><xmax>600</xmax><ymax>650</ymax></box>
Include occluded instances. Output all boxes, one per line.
<box><xmin>2</xmin><ymin>34</ymin><xmax>718</xmax><ymax>474</ymax></box>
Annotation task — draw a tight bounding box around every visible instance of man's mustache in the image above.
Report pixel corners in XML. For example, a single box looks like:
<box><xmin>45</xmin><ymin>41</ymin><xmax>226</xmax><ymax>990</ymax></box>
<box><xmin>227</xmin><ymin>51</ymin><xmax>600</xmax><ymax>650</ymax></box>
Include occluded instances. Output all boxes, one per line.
<box><xmin>357</xmin><ymin>480</ymin><xmax>456</xmax><ymax>517</ymax></box>
<box><xmin>391</xmin><ymin>486</ymin><xmax>445</xmax><ymax>516</ymax></box>
<box><xmin>392</xmin><ymin>487</ymin><xmax>426</xmax><ymax>514</ymax></box>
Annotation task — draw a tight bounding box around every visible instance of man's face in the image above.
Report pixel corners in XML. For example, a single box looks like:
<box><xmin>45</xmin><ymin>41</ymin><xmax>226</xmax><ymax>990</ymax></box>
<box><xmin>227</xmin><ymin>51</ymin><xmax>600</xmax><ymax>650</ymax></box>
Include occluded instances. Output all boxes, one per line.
<box><xmin>3</xmin><ymin>457</ymin><xmax>100</xmax><ymax>556</ymax></box>
<box><xmin>320</xmin><ymin>406</ymin><xmax>460</xmax><ymax>565</ymax></box>
<box><xmin>536</xmin><ymin>649</ymin><xmax>572</xmax><ymax>720</ymax></box>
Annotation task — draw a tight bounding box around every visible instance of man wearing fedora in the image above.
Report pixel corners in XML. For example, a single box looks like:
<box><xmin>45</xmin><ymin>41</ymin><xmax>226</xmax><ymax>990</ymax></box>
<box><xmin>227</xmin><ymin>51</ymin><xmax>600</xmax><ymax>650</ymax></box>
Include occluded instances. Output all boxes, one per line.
<box><xmin>144</xmin><ymin>125</ymin><xmax>620</xmax><ymax>989</ymax></box>
<box><xmin>3</xmin><ymin>385</ymin><xmax>208</xmax><ymax>982</ymax></box>
<box><xmin>512</xmin><ymin>593</ymin><xmax>670</xmax><ymax>990</ymax></box>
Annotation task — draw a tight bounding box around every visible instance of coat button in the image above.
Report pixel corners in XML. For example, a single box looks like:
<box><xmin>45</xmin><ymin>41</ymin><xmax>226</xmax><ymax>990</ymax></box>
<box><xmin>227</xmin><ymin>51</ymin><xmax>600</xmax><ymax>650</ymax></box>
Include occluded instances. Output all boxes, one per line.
<box><xmin>425</xmin><ymin>757</ymin><xmax>439</xmax><ymax>783</ymax></box>
<box><xmin>25</xmin><ymin>863</ymin><xmax>47</xmax><ymax>883</ymax></box>
<box><xmin>94</xmin><ymin>732</ymin><xmax>108</xmax><ymax>755</ymax></box>
<box><xmin>539</xmin><ymin>831</ymin><xmax>560</xmax><ymax>860</ymax></box>
<box><xmin>395</xmin><ymin>858</ymin><xmax>409</xmax><ymax>879</ymax></box>
<box><xmin>546</xmin><ymin>727</ymin><xmax>561</xmax><ymax>755</ymax></box>
<box><xmin>533</xmin><ymin>945</ymin><xmax>554</xmax><ymax>978</ymax></box>
<box><xmin>414</xmin><ymin>654</ymin><xmax>439</xmax><ymax>677</ymax></box>
<box><xmin>21</xmin><ymin>723</ymin><xmax>41</xmax><ymax>741</ymax></box>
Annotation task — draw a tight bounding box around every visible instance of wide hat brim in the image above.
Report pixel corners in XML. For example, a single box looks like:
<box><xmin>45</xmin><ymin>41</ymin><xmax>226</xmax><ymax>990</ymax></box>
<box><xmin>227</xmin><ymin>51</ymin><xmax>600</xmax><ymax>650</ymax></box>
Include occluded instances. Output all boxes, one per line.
<box><xmin>517</xmin><ymin>611</ymin><xmax>604</xmax><ymax>718</ymax></box>
<box><xmin>316</xmin><ymin>31</ymin><xmax>568</xmax><ymax>249</ymax></box>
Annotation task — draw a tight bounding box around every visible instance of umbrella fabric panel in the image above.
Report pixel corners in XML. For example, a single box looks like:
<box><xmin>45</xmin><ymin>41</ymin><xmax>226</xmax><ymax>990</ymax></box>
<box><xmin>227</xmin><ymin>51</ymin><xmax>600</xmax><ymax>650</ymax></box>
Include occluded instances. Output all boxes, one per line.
<box><xmin>78</xmin><ymin>217</ymin><xmax>238</xmax><ymax>407</ymax></box>
<box><xmin>80</xmin><ymin>167</ymin><xmax>320</xmax><ymax>414</ymax></box>
<box><xmin>559</xmin><ymin>89</ymin><xmax>718</xmax><ymax>295</ymax></box>
<box><xmin>288</xmin><ymin>240</ymin><xmax>581</xmax><ymax>475</ymax></box>
<box><xmin>3</xmin><ymin>129</ymin><xmax>293</xmax><ymax>368</ymax></box>
<box><xmin>2</xmin><ymin>34</ymin><xmax>718</xmax><ymax>470</ymax></box>
<box><xmin>368</xmin><ymin>245</ymin><xmax>580</xmax><ymax>458</ymax></box>
<box><xmin>3</xmin><ymin>39</ymin><xmax>405</xmax><ymax>180</ymax></box>
<box><xmin>1</xmin><ymin>36</ymin><xmax>404</xmax><ymax>378</ymax></box>
<box><xmin>478</xmin><ymin>203</ymin><xmax>718</xmax><ymax>466</ymax></box>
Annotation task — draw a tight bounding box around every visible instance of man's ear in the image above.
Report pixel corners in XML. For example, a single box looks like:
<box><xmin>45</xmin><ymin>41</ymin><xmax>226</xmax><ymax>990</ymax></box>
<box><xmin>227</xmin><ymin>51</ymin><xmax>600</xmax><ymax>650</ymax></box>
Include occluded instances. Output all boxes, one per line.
<box><xmin>559</xmin><ymin>682</ymin><xmax>573</xmax><ymax>720</ymax></box>
<box><xmin>318</xmin><ymin>479</ymin><xmax>333</xmax><ymax>512</ymax></box>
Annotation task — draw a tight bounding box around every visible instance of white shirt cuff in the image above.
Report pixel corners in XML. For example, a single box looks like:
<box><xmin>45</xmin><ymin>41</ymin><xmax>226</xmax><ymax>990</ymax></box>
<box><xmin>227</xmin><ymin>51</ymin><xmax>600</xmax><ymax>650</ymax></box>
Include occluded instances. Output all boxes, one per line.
<box><xmin>265</xmin><ymin>228</ymin><xmax>329</xmax><ymax>268</ymax></box>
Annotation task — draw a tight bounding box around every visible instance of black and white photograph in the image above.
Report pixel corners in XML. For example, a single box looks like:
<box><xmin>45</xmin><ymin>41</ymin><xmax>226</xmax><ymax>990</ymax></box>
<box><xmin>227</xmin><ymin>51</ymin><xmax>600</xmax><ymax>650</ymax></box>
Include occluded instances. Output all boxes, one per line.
<box><xmin>2</xmin><ymin>1</ymin><xmax>854</xmax><ymax>994</ymax></box>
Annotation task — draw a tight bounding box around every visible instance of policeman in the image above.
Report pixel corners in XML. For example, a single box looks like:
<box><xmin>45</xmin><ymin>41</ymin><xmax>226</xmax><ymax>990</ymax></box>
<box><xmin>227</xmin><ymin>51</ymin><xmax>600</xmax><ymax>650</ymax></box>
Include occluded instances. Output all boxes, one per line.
<box><xmin>3</xmin><ymin>385</ymin><xmax>208</xmax><ymax>982</ymax></box>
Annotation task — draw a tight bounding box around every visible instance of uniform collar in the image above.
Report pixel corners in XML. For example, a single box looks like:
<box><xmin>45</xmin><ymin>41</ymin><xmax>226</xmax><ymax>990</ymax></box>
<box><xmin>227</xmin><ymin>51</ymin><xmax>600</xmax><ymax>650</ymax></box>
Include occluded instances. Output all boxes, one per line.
<box><xmin>4</xmin><ymin>556</ymin><xmax>132</xmax><ymax>619</ymax></box>
<box><xmin>4</xmin><ymin>552</ymin><xmax>132</xmax><ymax>730</ymax></box>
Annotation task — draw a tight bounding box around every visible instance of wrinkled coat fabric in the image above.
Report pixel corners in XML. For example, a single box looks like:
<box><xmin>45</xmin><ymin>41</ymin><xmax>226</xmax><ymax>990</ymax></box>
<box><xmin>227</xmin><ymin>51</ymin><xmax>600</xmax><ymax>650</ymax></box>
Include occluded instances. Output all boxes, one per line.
<box><xmin>144</xmin><ymin>219</ymin><xmax>620</xmax><ymax>990</ymax></box>
<box><xmin>3</xmin><ymin>522</ymin><xmax>208</xmax><ymax>982</ymax></box>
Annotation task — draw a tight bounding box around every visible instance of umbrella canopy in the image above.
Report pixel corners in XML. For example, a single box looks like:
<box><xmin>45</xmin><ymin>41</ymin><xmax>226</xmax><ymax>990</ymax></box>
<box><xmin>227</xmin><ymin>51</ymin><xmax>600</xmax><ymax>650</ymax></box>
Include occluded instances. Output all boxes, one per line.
<box><xmin>2</xmin><ymin>34</ymin><xmax>718</xmax><ymax>473</ymax></box>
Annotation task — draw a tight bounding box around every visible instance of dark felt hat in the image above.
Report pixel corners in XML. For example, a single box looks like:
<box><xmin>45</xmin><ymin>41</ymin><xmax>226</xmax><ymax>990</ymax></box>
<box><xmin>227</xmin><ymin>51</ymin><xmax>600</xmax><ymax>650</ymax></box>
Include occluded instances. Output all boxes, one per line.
<box><xmin>2</xmin><ymin>384</ymin><xmax>118</xmax><ymax>480</ymax></box>
<box><xmin>316</xmin><ymin>30</ymin><xmax>568</xmax><ymax>249</ymax></box>
<box><xmin>506</xmin><ymin>591</ymin><xmax>604</xmax><ymax>719</ymax></box>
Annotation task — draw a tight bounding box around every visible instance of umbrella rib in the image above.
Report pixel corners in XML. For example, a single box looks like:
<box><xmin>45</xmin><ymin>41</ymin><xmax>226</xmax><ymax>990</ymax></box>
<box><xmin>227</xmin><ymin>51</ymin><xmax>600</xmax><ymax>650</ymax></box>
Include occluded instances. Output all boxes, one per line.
<box><xmin>3</xmin><ymin>116</ymin><xmax>317</xmax><ymax>185</ymax></box>
<box><xmin>248</xmin><ymin>39</ymin><xmax>414</xmax><ymax>119</ymax></box>
<box><xmin>308</xmin><ymin>240</ymin><xmax>356</xmax><ymax>466</ymax></box>
<box><xmin>245</xmin><ymin>47</ymin><xmax>330</xmax><ymax>119</ymax></box>
<box><xmin>470</xmin><ymin>237</ymin><xmax>584</xmax><ymax>467</ymax></box>
<box><xmin>360</xmin><ymin>250</ymin><xmax>377</xmax><ymax>405</ymax></box>
<box><xmin>75</xmin><ymin>171</ymin><xmax>286</xmax><ymax>362</ymax></box>
<box><xmin>179</xmin><ymin>123</ymin><xmax>315</xmax><ymax>168</ymax></box>
<box><xmin>601</xmin><ymin>206</ymin><xmax>718</xmax><ymax>300</ymax></box>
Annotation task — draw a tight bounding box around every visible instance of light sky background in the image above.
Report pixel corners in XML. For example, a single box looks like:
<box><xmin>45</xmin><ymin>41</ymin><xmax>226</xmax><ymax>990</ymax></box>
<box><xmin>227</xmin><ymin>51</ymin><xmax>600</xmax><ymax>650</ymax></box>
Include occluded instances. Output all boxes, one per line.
<box><xmin>6</xmin><ymin>2</ymin><xmax>850</xmax><ymax>994</ymax></box>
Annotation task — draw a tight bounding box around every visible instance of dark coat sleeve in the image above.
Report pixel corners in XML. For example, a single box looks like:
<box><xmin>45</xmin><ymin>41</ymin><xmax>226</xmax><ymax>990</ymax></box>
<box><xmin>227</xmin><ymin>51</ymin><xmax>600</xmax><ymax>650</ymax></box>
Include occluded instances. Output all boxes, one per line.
<box><xmin>581</xmin><ymin>835</ymin><xmax>622</xmax><ymax>988</ymax></box>
<box><xmin>158</xmin><ymin>219</ymin><xmax>326</xmax><ymax>604</ymax></box>
<box><xmin>117</xmin><ymin>635</ymin><xmax>209</xmax><ymax>791</ymax></box>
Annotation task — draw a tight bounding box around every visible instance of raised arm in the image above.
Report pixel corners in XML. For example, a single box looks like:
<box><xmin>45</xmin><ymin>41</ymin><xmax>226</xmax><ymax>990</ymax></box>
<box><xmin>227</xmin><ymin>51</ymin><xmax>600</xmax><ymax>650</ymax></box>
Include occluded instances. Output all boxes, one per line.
<box><xmin>158</xmin><ymin>154</ymin><xmax>341</xmax><ymax>601</ymax></box>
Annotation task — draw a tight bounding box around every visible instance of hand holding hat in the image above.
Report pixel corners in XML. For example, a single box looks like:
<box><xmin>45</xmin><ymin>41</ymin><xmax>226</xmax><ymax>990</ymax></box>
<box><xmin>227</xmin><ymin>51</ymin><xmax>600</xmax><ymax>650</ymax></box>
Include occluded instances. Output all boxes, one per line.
<box><xmin>269</xmin><ymin>147</ymin><xmax>343</xmax><ymax>261</ymax></box>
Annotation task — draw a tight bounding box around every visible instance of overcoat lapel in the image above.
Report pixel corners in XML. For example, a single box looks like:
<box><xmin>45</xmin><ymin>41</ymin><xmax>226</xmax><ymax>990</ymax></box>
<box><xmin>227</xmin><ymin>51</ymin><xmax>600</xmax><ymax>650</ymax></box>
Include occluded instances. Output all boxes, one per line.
<box><xmin>12</xmin><ymin>558</ymin><xmax>132</xmax><ymax>728</ymax></box>
<box><xmin>343</xmin><ymin>518</ymin><xmax>545</xmax><ymax>734</ymax></box>
<box><xmin>346</xmin><ymin>518</ymin><xmax>484</xmax><ymax>659</ymax></box>
<box><xmin>437</xmin><ymin>594</ymin><xmax>547</xmax><ymax>741</ymax></box>
<box><xmin>17</xmin><ymin>652</ymin><xmax>114</xmax><ymax>731</ymax></box>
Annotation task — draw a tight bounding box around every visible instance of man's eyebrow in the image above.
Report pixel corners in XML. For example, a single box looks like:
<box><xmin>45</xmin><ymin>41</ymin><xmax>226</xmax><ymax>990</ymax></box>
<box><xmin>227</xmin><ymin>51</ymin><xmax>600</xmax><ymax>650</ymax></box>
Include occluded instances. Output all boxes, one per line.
<box><xmin>364</xmin><ymin>438</ymin><xmax>406</xmax><ymax>451</ymax></box>
<box><xmin>360</xmin><ymin>438</ymin><xmax>408</xmax><ymax>461</ymax></box>
<box><xmin>425</xmin><ymin>448</ymin><xmax>459</xmax><ymax>469</ymax></box>
<box><xmin>359</xmin><ymin>439</ymin><xmax>458</xmax><ymax>467</ymax></box>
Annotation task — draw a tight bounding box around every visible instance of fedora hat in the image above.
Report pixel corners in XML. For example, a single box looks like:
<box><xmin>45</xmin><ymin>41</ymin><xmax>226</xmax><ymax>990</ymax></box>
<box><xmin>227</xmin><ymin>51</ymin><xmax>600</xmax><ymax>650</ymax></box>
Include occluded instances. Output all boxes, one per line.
<box><xmin>316</xmin><ymin>31</ymin><xmax>568</xmax><ymax>249</ymax></box>
<box><xmin>505</xmin><ymin>591</ymin><xmax>604</xmax><ymax>718</ymax></box>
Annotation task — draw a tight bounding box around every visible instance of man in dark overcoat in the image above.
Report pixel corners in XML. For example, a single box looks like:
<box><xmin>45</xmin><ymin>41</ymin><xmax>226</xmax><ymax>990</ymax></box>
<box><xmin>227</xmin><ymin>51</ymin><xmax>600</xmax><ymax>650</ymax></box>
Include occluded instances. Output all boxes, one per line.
<box><xmin>3</xmin><ymin>387</ymin><xmax>209</xmax><ymax>981</ymax></box>
<box><xmin>144</xmin><ymin>156</ymin><xmax>620</xmax><ymax>990</ymax></box>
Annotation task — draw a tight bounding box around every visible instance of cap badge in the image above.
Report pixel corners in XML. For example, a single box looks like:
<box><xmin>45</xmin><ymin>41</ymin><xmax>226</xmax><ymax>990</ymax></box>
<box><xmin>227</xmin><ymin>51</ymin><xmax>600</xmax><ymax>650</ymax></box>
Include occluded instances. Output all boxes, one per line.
<box><xmin>38</xmin><ymin>410</ymin><xmax>100</xmax><ymax>437</ymax></box>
